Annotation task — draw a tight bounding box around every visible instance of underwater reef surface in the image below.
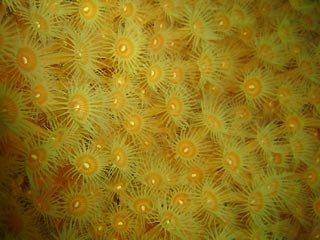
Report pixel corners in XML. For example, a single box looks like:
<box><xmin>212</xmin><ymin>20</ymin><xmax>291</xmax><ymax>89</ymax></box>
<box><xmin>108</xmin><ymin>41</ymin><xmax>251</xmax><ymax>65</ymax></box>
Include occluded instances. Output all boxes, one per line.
<box><xmin>0</xmin><ymin>0</ymin><xmax>320</xmax><ymax>239</ymax></box>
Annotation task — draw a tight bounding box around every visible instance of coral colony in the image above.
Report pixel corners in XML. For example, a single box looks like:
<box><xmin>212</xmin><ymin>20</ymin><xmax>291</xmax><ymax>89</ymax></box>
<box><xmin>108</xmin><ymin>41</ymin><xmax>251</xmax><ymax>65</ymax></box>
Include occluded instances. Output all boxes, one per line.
<box><xmin>1</xmin><ymin>0</ymin><xmax>320</xmax><ymax>239</ymax></box>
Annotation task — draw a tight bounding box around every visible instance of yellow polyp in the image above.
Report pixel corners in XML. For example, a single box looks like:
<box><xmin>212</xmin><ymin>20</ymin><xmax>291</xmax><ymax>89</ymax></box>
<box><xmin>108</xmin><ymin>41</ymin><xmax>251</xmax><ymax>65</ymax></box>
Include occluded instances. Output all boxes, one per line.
<box><xmin>80</xmin><ymin>0</ymin><xmax>98</xmax><ymax>20</ymax></box>
<box><xmin>1</xmin><ymin>96</ymin><xmax>18</xmax><ymax>123</ymax></box>
<box><xmin>69</xmin><ymin>94</ymin><xmax>89</xmax><ymax>122</ymax></box>
<box><xmin>224</xmin><ymin>151</ymin><xmax>241</xmax><ymax>172</ymax></box>
<box><xmin>145</xmin><ymin>173</ymin><xmax>162</xmax><ymax>187</ymax></box>
<box><xmin>148</xmin><ymin>65</ymin><xmax>161</xmax><ymax>83</ymax></box>
<box><xmin>112</xmin><ymin>148</ymin><xmax>127</xmax><ymax>168</ymax></box>
<box><xmin>126</xmin><ymin>115</ymin><xmax>142</xmax><ymax>133</ymax></box>
<box><xmin>27</xmin><ymin>148</ymin><xmax>47</xmax><ymax>171</ymax></box>
<box><xmin>115</xmin><ymin>38</ymin><xmax>134</xmax><ymax>59</ymax></box>
<box><xmin>173</xmin><ymin>192</ymin><xmax>190</xmax><ymax>208</ymax></box>
<box><xmin>203</xmin><ymin>191</ymin><xmax>219</xmax><ymax>212</ymax></box>
<box><xmin>177</xmin><ymin>139</ymin><xmax>196</xmax><ymax>159</ymax></box>
<box><xmin>244</xmin><ymin>78</ymin><xmax>262</xmax><ymax>97</ymax></box>
<box><xmin>286</xmin><ymin>116</ymin><xmax>301</xmax><ymax>133</ymax></box>
<box><xmin>76</xmin><ymin>155</ymin><xmax>98</xmax><ymax>176</ymax></box>
<box><xmin>122</xmin><ymin>2</ymin><xmax>134</xmax><ymax>17</ymax></box>
<box><xmin>67</xmin><ymin>194</ymin><xmax>88</xmax><ymax>217</ymax></box>
<box><xmin>167</xmin><ymin>97</ymin><xmax>183</xmax><ymax>116</ymax></box>
<box><xmin>249</xmin><ymin>192</ymin><xmax>264</xmax><ymax>212</ymax></box>
<box><xmin>31</xmin><ymin>85</ymin><xmax>48</xmax><ymax>105</ymax></box>
<box><xmin>17</xmin><ymin>47</ymin><xmax>37</xmax><ymax>72</ymax></box>
<box><xmin>133</xmin><ymin>198</ymin><xmax>152</xmax><ymax>214</ymax></box>
<box><xmin>112</xmin><ymin>215</ymin><xmax>128</xmax><ymax>231</ymax></box>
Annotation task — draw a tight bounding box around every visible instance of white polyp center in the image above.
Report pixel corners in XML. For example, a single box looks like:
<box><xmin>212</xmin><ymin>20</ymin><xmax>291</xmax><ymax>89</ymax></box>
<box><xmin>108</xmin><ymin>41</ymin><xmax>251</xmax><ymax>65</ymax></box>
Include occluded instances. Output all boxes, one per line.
<box><xmin>178</xmin><ymin>199</ymin><xmax>184</xmax><ymax>205</ymax></box>
<box><xmin>116</xmin><ymin>185</ymin><xmax>122</xmax><ymax>190</ymax></box>
<box><xmin>170</xmin><ymin>103</ymin><xmax>176</xmax><ymax>110</ymax></box>
<box><xmin>35</xmin><ymin>93</ymin><xmax>41</xmax><ymax>98</ymax></box>
<box><xmin>83</xmin><ymin>162</ymin><xmax>90</xmax><ymax>169</ymax></box>
<box><xmin>166</xmin><ymin>219</ymin><xmax>171</xmax><ymax>225</ymax></box>
<box><xmin>129</xmin><ymin>120</ymin><xmax>135</xmax><ymax>126</ymax></box>
<box><xmin>173</xmin><ymin>72</ymin><xmax>177</xmax><ymax>79</ymax></box>
<box><xmin>150</xmin><ymin>70</ymin><xmax>155</xmax><ymax>76</ymax></box>
<box><xmin>113</xmin><ymin>98</ymin><xmax>118</xmax><ymax>104</ymax></box>
<box><xmin>250</xmin><ymin>199</ymin><xmax>255</xmax><ymax>204</ymax></box>
<box><xmin>74</xmin><ymin>200</ymin><xmax>80</xmax><ymax>208</ymax></box>
<box><xmin>120</xmin><ymin>44</ymin><xmax>127</xmax><ymax>52</ymax></box>
<box><xmin>98</xmin><ymin>226</ymin><xmax>103</xmax><ymax>231</ymax></box>
<box><xmin>153</xmin><ymin>38</ymin><xmax>158</xmax><ymax>45</ymax></box>
<box><xmin>117</xmin><ymin>221</ymin><xmax>123</xmax><ymax>226</ymax></box>
<box><xmin>160</xmin><ymin>23</ymin><xmax>163</xmax><ymax>29</ymax></box>
<box><xmin>227</xmin><ymin>158</ymin><xmax>232</xmax><ymax>165</ymax></box>
<box><xmin>183</xmin><ymin>147</ymin><xmax>189</xmax><ymax>153</ymax></box>
<box><xmin>31</xmin><ymin>154</ymin><xmax>38</xmax><ymax>160</ymax></box>
<box><xmin>248</xmin><ymin>84</ymin><xmax>255</xmax><ymax>90</ymax></box>
<box><xmin>22</xmin><ymin>56</ymin><xmax>28</xmax><ymax>64</ymax></box>
<box><xmin>191</xmin><ymin>173</ymin><xmax>197</xmax><ymax>178</ymax></box>
<box><xmin>116</xmin><ymin>155</ymin><xmax>120</xmax><ymax>161</ymax></box>
<box><xmin>141</xmin><ymin>205</ymin><xmax>146</xmax><ymax>211</ymax></box>
<box><xmin>83</xmin><ymin>6</ymin><xmax>90</xmax><ymax>13</ymax></box>
<box><xmin>73</xmin><ymin>104</ymin><xmax>80</xmax><ymax>111</ymax></box>
<box><xmin>35</xmin><ymin>21</ymin><xmax>41</xmax><ymax>28</ymax></box>
<box><xmin>151</xmin><ymin>179</ymin><xmax>156</xmax><ymax>185</ymax></box>
<box><xmin>96</xmin><ymin>144</ymin><xmax>102</xmax><ymax>149</ymax></box>
<box><xmin>219</xmin><ymin>20</ymin><xmax>224</xmax><ymax>26</ymax></box>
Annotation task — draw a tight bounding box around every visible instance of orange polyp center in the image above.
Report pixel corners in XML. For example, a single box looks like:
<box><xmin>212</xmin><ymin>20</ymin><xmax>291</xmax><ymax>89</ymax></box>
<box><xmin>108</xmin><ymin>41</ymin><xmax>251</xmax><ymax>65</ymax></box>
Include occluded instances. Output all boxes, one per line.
<box><xmin>80</xmin><ymin>0</ymin><xmax>97</xmax><ymax>20</ymax></box>
<box><xmin>150</xmin><ymin>33</ymin><xmax>164</xmax><ymax>51</ymax></box>
<box><xmin>299</xmin><ymin>60</ymin><xmax>313</xmax><ymax>76</ymax></box>
<box><xmin>161</xmin><ymin>211</ymin><xmax>177</xmax><ymax>227</ymax></box>
<box><xmin>271</xmin><ymin>152</ymin><xmax>283</xmax><ymax>165</ymax></box>
<box><xmin>111</xmin><ymin>91</ymin><xmax>125</xmax><ymax>112</ymax></box>
<box><xmin>249</xmin><ymin>192</ymin><xmax>264</xmax><ymax>212</ymax></box>
<box><xmin>126</xmin><ymin>114</ymin><xmax>142</xmax><ymax>133</ymax></box>
<box><xmin>244</xmin><ymin>77</ymin><xmax>262</xmax><ymax>97</ymax></box>
<box><xmin>207</xmin><ymin>115</ymin><xmax>222</xmax><ymax>129</ymax></box>
<box><xmin>112</xmin><ymin>147</ymin><xmax>127</xmax><ymax>168</ymax></box>
<box><xmin>122</xmin><ymin>2</ymin><xmax>134</xmax><ymax>17</ymax></box>
<box><xmin>113</xmin><ymin>215</ymin><xmax>129</xmax><ymax>231</ymax></box>
<box><xmin>286</xmin><ymin>116</ymin><xmax>301</xmax><ymax>132</ymax></box>
<box><xmin>76</xmin><ymin>154</ymin><xmax>98</xmax><ymax>176</ymax></box>
<box><xmin>173</xmin><ymin>192</ymin><xmax>190</xmax><ymax>208</ymax></box>
<box><xmin>224</xmin><ymin>151</ymin><xmax>241</xmax><ymax>172</ymax></box>
<box><xmin>133</xmin><ymin>198</ymin><xmax>152</xmax><ymax>214</ymax></box>
<box><xmin>69</xmin><ymin>94</ymin><xmax>89</xmax><ymax>122</ymax></box>
<box><xmin>76</xmin><ymin>43</ymin><xmax>90</xmax><ymax>64</ymax></box>
<box><xmin>265</xmin><ymin>179</ymin><xmax>279</xmax><ymax>196</ymax></box>
<box><xmin>67</xmin><ymin>194</ymin><xmax>88</xmax><ymax>217</ymax></box>
<box><xmin>203</xmin><ymin>191</ymin><xmax>219</xmax><ymax>211</ymax></box>
<box><xmin>239</xmin><ymin>26</ymin><xmax>253</xmax><ymax>42</ymax></box>
<box><xmin>306</xmin><ymin>168</ymin><xmax>318</xmax><ymax>186</ymax></box>
<box><xmin>116</xmin><ymin>38</ymin><xmax>134</xmax><ymax>59</ymax></box>
<box><xmin>145</xmin><ymin>172</ymin><xmax>162</xmax><ymax>187</ymax></box>
<box><xmin>313</xmin><ymin>199</ymin><xmax>320</xmax><ymax>216</ymax></box>
<box><xmin>193</xmin><ymin>18</ymin><xmax>204</xmax><ymax>35</ymax></box>
<box><xmin>32</xmin><ymin>85</ymin><xmax>48</xmax><ymax>105</ymax></box>
<box><xmin>235</xmin><ymin>105</ymin><xmax>251</xmax><ymax>120</ymax></box>
<box><xmin>198</xmin><ymin>56</ymin><xmax>212</xmax><ymax>73</ymax></box>
<box><xmin>1</xmin><ymin>96</ymin><xmax>18</xmax><ymax>123</ymax></box>
<box><xmin>17</xmin><ymin>47</ymin><xmax>37</xmax><ymax>72</ymax></box>
<box><xmin>28</xmin><ymin>147</ymin><xmax>47</xmax><ymax>171</ymax></box>
<box><xmin>148</xmin><ymin>65</ymin><xmax>162</xmax><ymax>84</ymax></box>
<box><xmin>167</xmin><ymin>97</ymin><xmax>183</xmax><ymax>116</ymax></box>
<box><xmin>171</xmin><ymin>66</ymin><xmax>184</xmax><ymax>84</ymax></box>
<box><xmin>34</xmin><ymin>196</ymin><xmax>51</xmax><ymax>213</ymax></box>
<box><xmin>216</xmin><ymin>14</ymin><xmax>231</xmax><ymax>32</ymax></box>
<box><xmin>187</xmin><ymin>168</ymin><xmax>204</xmax><ymax>184</ymax></box>
<box><xmin>259</xmin><ymin>44</ymin><xmax>274</xmax><ymax>59</ymax></box>
<box><xmin>34</xmin><ymin>14</ymin><xmax>49</xmax><ymax>32</ymax></box>
<box><xmin>177</xmin><ymin>139</ymin><xmax>196</xmax><ymax>159</ymax></box>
